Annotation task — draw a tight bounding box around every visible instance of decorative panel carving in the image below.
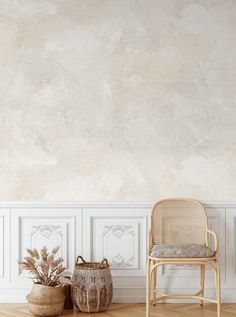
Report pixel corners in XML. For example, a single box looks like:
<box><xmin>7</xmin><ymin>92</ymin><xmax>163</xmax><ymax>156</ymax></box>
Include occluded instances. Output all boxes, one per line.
<box><xmin>83</xmin><ymin>208</ymin><xmax>149</xmax><ymax>277</ymax></box>
<box><xmin>11</xmin><ymin>208</ymin><xmax>82</xmax><ymax>286</ymax></box>
<box><xmin>102</xmin><ymin>224</ymin><xmax>136</xmax><ymax>268</ymax></box>
<box><xmin>28</xmin><ymin>224</ymin><xmax>65</xmax><ymax>259</ymax></box>
<box><xmin>99</xmin><ymin>221</ymin><xmax>138</xmax><ymax>270</ymax></box>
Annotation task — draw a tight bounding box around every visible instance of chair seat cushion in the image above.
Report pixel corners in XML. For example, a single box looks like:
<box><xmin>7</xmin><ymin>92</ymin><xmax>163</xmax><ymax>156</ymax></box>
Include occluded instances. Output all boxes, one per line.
<box><xmin>150</xmin><ymin>244</ymin><xmax>215</xmax><ymax>258</ymax></box>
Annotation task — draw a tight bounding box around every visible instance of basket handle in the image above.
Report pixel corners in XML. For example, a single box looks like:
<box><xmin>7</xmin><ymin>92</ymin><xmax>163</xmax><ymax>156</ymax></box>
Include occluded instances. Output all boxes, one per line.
<box><xmin>99</xmin><ymin>258</ymin><xmax>110</xmax><ymax>268</ymax></box>
<box><xmin>76</xmin><ymin>256</ymin><xmax>87</xmax><ymax>265</ymax></box>
<box><xmin>62</xmin><ymin>275</ymin><xmax>72</xmax><ymax>285</ymax></box>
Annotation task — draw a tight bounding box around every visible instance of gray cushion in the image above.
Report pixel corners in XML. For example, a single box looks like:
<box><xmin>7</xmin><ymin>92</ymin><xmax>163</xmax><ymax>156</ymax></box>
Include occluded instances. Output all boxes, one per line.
<box><xmin>150</xmin><ymin>244</ymin><xmax>215</xmax><ymax>258</ymax></box>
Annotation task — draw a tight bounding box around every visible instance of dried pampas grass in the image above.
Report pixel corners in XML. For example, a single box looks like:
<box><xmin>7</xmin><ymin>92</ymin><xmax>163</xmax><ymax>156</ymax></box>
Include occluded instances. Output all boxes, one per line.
<box><xmin>18</xmin><ymin>246</ymin><xmax>65</xmax><ymax>287</ymax></box>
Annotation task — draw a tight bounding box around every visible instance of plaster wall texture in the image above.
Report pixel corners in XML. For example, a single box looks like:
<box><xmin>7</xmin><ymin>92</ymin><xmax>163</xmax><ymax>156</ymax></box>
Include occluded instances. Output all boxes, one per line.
<box><xmin>1</xmin><ymin>0</ymin><xmax>236</xmax><ymax>201</ymax></box>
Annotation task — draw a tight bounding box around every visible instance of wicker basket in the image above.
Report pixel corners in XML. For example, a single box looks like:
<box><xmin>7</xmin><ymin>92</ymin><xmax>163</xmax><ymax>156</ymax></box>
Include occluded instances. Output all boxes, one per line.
<box><xmin>71</xmin><ymin>256</ymin><xmax>113</xmax><ymax>313</ymax></box>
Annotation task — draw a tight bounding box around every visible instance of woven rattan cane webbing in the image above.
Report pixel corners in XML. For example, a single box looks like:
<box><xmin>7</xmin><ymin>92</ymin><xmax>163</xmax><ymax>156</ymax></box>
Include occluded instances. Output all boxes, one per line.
<box><xmin>151</xmin><ymin>199</ymin><xmax>207</xmax><ymax>246</ymax></box>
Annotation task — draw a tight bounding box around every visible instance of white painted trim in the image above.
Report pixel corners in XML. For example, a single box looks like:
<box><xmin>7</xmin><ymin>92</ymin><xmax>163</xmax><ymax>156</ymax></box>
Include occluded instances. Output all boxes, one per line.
<box><xmin>0</xmin><ymin>201</ymin><xmax>235</xmax><ymax>303</ymax></box>
<box><xmin>0</xmin><ymin>200</ymin><xmax>235</xmax><ymax>208</ymax></box>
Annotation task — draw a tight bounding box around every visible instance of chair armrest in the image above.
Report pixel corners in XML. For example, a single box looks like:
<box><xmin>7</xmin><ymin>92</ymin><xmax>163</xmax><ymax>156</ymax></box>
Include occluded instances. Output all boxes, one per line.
<box><xmin>148</xmin><ymin>228</ymin><xmax>153</xmax><ymax>252</ymax></box>
<box><xmin>207</xmin><ymin>229</ymin><xmax>218</xmax><ymax>253</ymax></box>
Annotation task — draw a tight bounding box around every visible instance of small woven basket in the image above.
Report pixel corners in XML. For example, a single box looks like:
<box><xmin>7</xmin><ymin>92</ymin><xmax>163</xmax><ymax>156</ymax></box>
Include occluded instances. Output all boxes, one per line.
<box><xmin>71</xmin><ymin>256</ymin><xmax>113</xmax><ymax>313</ymax></box>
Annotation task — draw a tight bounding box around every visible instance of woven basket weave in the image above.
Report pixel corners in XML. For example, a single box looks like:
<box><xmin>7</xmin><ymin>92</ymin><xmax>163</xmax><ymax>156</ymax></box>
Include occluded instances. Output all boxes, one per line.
<box><xmin>71</xmin><ymin>256</ymin><xmax>113</xmax><ymax>313</ymax></box>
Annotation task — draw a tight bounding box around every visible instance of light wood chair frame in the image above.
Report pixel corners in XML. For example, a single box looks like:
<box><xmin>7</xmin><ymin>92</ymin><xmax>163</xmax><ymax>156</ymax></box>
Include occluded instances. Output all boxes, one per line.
<box><xmin>146</xmin><ymin>198</ymin><xmax>221</xmax><ymax>317</ymax></box>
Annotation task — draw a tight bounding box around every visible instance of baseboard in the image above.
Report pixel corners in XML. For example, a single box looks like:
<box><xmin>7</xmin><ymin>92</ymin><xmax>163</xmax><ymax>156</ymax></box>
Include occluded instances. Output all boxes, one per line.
<box><xmin>0</xmin><ymin>288</ymin><xmax>235</xmax><ymax>304</ymax></box>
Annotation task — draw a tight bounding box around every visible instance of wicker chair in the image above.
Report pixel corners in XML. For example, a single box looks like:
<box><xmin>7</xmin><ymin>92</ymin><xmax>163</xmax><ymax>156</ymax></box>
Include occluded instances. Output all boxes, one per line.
<box><xmin>146</xmin><ymin>198</ymin><xmax>220</xmax><ymax>317</ymax></box>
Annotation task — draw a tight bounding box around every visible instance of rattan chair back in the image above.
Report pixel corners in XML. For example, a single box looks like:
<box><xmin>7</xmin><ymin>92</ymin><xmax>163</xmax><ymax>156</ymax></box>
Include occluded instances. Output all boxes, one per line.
<box><xmin>151</xmin><ymin>198</ymin><xmax>208</xmax><ymax>246</ymax></box>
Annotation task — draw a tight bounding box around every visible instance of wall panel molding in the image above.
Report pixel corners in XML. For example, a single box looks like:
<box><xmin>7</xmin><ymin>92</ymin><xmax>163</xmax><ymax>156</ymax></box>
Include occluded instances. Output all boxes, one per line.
<box><xmin>0</xmin><ymin>209</ymin><xmax>10</xmax><ymax>285</ymax></box>
<box><xmin>10</xmin><ymin>208</ymin><xmax>82</xmax><ymax>287</ymax></box>
<box><xmin>0</xmin><ymin>202</ymin><xmax>233</xmax><ymax>302</ymax></box>
<box><xmin>82</xmin><ymin>208</ymin><xmax>149</xmax><ymax>277</ymax></box>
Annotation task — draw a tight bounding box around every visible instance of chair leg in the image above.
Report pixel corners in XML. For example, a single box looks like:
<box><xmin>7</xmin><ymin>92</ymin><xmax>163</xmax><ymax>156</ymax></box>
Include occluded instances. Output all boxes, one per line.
<box><xmin>212</xmin><ymin>262</ymin><xmax>221</xmax><ymax>317</ymax></box>
<box><xmin>200</xmin><ymin>264</ymin><xmax>205</xmax><ymax>306</ymax></box>
<box><xmin>146</xmin><ymin>259</ymin><xmax>151</xmax><ymax>317</ymax></box>
<box><xmin>152</xmin><ymin>262</ymin><xmax>157</xmax><ymax>306</ymax></box>
<box><xmin>216</xmin><ymin>262</ymin><xmax>221</xmax><ymax>317</ymax></box>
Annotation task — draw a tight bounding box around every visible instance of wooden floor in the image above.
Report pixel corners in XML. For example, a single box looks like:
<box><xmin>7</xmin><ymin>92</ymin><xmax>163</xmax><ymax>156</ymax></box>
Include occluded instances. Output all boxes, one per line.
<box><xmin>0</xmin><ymin>304</ymin><xmax>236</xmax><ymax>317</ymax></box>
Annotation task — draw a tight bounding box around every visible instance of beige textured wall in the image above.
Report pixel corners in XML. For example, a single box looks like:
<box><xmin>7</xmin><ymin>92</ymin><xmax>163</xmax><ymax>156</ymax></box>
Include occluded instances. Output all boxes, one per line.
<box><xmin>1</xmin><ymin>0</ymin><xmax>236</xmax><ymax>201</ymax></box>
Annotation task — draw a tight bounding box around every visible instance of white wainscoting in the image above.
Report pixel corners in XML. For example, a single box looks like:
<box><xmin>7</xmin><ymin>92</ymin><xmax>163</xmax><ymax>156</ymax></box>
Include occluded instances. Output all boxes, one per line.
<box><xmin>82</xmin><ymin>208</ymin><xmax>149</xmax><ymax>277</ymax></box>
<box><xmin>10</xmin><ymin>208</ymin><xmax>82</xmax><ymax>287</ymax></box>
<box><xmin>0</xmin><ymin>209</ymin><xmax>10</xmax><ymax>286</ymax></box>
<box><xmin>0</xmin><ymin>202</ymin><xmax>235</xmax><ymax>303</ymax></box>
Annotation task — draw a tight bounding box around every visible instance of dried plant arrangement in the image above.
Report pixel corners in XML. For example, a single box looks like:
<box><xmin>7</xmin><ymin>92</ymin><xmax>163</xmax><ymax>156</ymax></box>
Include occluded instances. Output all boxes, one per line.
<box><xmin>18</xmin><ymin>246</ymin><xmax>66</xmax><ymax>287</ymax></box>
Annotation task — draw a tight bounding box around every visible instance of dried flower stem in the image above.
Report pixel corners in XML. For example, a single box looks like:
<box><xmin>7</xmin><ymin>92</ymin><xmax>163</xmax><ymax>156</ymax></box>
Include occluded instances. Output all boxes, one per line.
<box><xmin>18</xmin><ymin>246</ymin><xmax>66</xmax><ymax>287</ymax></box>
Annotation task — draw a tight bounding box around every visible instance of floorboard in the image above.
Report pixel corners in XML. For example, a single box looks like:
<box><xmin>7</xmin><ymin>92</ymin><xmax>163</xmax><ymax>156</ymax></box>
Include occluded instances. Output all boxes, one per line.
<box><xmin>0</xmin><ymin>303</ymin><xmax>235</xmax><ymax>317</ymax></box>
